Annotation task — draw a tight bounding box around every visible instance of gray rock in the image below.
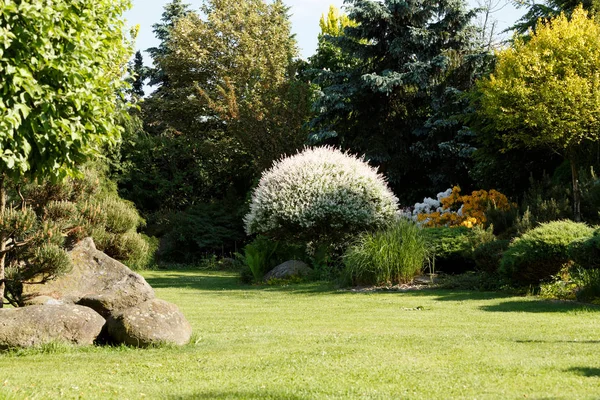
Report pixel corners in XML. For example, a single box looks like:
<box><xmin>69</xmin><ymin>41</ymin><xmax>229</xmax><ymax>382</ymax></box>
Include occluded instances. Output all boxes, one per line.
<box><xmin>0</xmin><ymin>304</ymin><xmax>105</xmax><ymax>349</ymax></box>
<box><xmin>25</xmin><ymin>295</ymin><xmax>64</xmax><ymax>305</ymax></box>
<box><xmin>107</xmin><ymin>299</ymin><xmax>192</xmax><ymax>347</ymax></box>
<box><xmin>263</xmin><ymin>260</ymin><xmax>313</xmax><ymax>281</ymax></box>
<box><xmin>22</xmin><ymin>237</ymin><xmax>154</xmax><ymax>317</ymax></box>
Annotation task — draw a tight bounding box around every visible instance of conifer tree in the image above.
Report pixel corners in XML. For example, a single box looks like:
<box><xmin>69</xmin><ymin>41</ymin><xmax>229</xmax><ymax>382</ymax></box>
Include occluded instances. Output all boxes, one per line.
<box><xmin>147</xmin><ymin>0</ymin><xmax>192</xmax><ymax>89</ymax></box>
<box><xmin>309</xmin><ymin>0</ymin><xmax>482</xmax><ymax>201</ymax></box>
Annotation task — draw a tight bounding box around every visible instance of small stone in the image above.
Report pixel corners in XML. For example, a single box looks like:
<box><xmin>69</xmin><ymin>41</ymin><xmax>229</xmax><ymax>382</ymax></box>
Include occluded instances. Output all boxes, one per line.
<box><xmin>263</xmin><ymin>260</ymin><xmax>312</xmax><ymax>281</ymax></box>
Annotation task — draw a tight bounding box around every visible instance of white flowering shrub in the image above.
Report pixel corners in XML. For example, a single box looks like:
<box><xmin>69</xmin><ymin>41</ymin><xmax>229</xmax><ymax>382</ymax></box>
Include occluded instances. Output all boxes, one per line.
<box><xmin>244</xmin><ymin>146</ymin><xmax>399</xmax><ymax>243</ymax></box>
<box><xmin>411</xmin><ymin>188</ymin><xmax>452</xmax><ymax>218</ymax></box>
<box><xmin>410</xmin><ymin>188</ymin><xmax>461</xmax><ymax>225</ymax></box>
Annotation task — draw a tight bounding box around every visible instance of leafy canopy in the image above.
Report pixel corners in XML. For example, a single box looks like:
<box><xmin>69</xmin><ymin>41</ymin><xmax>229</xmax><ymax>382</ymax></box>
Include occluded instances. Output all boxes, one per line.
<box><xmin>477</xmin><ymin>7</ymin><xmax>600</xmax><ymax>155</ymax></box>
<box><xmin>0</xmin><ymin>0</ymin><xmax>133</xmax><ymax>181</ymax></box>
<box><xmin>163</xmin><ymin>0</ymin><xmax>310</xmax><ymax>170</ymax></box>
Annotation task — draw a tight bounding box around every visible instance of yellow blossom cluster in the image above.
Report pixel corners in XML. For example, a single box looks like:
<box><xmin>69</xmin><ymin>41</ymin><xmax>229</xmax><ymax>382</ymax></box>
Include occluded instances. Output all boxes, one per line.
<box><xmin>417</xmin><ymin>186</ymin><xmax>515</xmax><ymax>228</ymax></box>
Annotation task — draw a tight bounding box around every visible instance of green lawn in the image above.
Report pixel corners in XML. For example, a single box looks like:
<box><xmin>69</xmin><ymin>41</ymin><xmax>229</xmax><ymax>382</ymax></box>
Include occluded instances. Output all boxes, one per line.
<box><xmin>1</xmin><ymin>270</ymin><xmax>600</xmax><ymax>399</ymax></box>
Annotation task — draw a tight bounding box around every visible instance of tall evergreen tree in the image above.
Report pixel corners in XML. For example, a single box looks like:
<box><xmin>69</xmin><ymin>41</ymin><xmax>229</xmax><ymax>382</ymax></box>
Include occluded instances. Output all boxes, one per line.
<box><xmin>309</xmin><ymin>0</ymin><xmax>483</xmax><ymax>202</ymax></box>
<box><xmin>146</xmin><ymin>0</ymin><xmax>191</xmax><ymax>89</ymax></box>
<box><xmin>510</xmin><ymin>0</ymin><xmax>600</xmax><ymax>34</ymax></box>
<box><xmin>130</xmin><ymin>50</ymin><xmax>147</xmax><ymax>98</ymax></box>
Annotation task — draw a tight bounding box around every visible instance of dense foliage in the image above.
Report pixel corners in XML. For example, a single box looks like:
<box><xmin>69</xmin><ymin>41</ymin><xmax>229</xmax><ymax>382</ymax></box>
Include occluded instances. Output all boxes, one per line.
<box><xmin>0</xmin><ymin>0</ymin><xmax>133</xmax><ymax>306</ymax></box>
<box><xmin>477</xmin><ymin>7</ymin><xmax>600</xmax><ymax>220</ymax></box>
<box><xmin>308</xmin><ymin>0</ymin><xmax>487</xmax><ymax>202</ymax></box>
<box><xmin>3</xmin><ymin>164</ymin><xmax>154</xmax><ymax>306</ymax></box>
<box><xmin>8</xmin><ymin>0</ymin><xmax>600</xmax><ymax>307</ymax></box>
<box><xmin>0</xmin><ymin>0</ymin><xmax>131</xmax><ymax>181</ymax></box>
<box><xmin>244</xmin><ymin>146</ymin><xmax>398</xmax><ymax>245</ymax></box>
<box><xmin>500</xmin><ymin>220</ymin><xmax>595</xmax><ymax>285</ymax></box>
<box><xmin>344</xmin><ymin>219</ymin><xmax>429</xmax><ymax>285</ymax></box>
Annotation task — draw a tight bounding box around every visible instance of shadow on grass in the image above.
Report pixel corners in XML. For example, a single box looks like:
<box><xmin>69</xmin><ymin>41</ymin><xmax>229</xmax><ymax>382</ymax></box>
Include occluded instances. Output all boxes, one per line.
<box><xmin>170</xmin><ymin>390</ymin><xmax>305</xmax><ymax>399</ymax></box>
<box><xmin>144</xmin><ymin>271</ymin><xmax>335</xmax><ymax>295</ymax></box>
<box><xmin>426</xmin><ymin>291</ymin><xmax>512</xmax><ymax>302</ymax></box>
<box><xmin>567</xmin><ymin>367</ymin><xmax>600</xmax><ymax>377</ymax></box>
<box><xmin>516</xmin><ymin>339</ymin><xmax>600</xmax><ymax>344</ymax></box>
<box><xmin>479</xmin><ymin>300</ymin><xmax>600</xmax><ymax>313</ymax></box>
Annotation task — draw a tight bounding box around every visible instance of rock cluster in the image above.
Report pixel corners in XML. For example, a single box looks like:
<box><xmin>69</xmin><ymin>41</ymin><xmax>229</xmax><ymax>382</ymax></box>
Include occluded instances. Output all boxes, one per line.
<box><xmin>0</xmin><ymin>238</ymin><xmax>192</xmax><ymax>349</ymax></box>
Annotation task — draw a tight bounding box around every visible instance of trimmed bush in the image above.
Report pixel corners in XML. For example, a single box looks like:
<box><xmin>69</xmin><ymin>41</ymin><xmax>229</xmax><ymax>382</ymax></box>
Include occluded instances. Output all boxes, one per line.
<box><xmin>569</xmin><ymin>232</ymin><xmax>600</xmax><ymax>269</ymax></box>
<box><xmin>499</xmin><ymin>220</ymin><xmax>594</xmax><ymax>285</ymax></box>
<box><xmin>344</xmin><ymin>219</ymin><xmax>428</xmax><ymax>286</ymax></box>
<box><xmin>100</xmin><ymin>197</ymin><xmax>143</xmax><ymax>234</ymax></box>
<box><xmin>244</xmin><ymin>146</ymin><xmax>398</xmax><ymax>245</ymax></box>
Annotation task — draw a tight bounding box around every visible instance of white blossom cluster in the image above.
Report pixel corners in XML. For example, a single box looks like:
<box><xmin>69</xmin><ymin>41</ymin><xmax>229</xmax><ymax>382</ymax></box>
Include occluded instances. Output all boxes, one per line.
<box><xmin>411</xmin><ymin>188</ymin><xmax>452</xmax><ymax>218</ymax></box>
<box><xmin>409</xmin><ymin>187</ymin><xmax>465</xmax><ymax>225</ymax></box>
<box><xmin>244</xmin><ymin>146</ymin><xmax>399</xmax><ymax>238</ymax></box>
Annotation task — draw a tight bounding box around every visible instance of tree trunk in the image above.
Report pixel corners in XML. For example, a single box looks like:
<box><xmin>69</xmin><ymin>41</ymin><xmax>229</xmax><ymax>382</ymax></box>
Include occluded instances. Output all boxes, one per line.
<box><xmin>0</xmin><ymin>175</ymin><xmax>6</xmax><ymax>308</ymax></box>
<box><xmin>570</xmin><ymin>158</ymin><xmax>581</xmax><ymax>222</ymax></box>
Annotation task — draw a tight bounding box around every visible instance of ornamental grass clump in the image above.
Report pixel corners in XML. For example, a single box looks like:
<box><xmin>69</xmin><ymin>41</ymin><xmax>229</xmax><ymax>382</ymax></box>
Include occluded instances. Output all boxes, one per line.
<box><xmin>343</xmin><ymin>219</ymin><xmax>429</xmax><ymax>286</ymax></box>
<box><xmin>244</xmin><ymin>146</ymin><xmax>399</xmax><ymax>245</ymax></box>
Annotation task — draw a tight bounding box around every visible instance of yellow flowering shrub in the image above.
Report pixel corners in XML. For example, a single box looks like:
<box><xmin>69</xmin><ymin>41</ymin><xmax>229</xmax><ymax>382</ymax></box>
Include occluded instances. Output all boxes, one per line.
<box><xmin>417</xmin><ymin>186</ymin><xmax>515</xmax><ymax>228</ymax></box>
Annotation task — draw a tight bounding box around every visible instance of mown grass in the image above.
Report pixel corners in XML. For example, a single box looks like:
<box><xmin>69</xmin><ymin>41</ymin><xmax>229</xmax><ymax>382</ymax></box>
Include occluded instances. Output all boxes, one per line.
<box><xmin>1</xmin><ymin>270</ymin><xmax>600</xmax><ymax>399</ymax></box>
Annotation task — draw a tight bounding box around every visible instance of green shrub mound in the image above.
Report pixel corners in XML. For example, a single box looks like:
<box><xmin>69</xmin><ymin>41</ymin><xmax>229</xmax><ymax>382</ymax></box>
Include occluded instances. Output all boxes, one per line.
<box><xmin>344</xmin><ymin>219</ymin><xmax>428</xmax><ymax>286</ymax></box>
<box><xmin>244</xmin><ymin>146</ymin><xmax>398</xmax><ymax>245</ymax></box>
<box><xmin>499</xmin><ymin>220</ymin><xmax>595</xmax><ymax>285</ymax></box>
<box><xmin>568</xmin><ymin>232</ymin><xmax>600</xmax><ymax>269</ymax></box>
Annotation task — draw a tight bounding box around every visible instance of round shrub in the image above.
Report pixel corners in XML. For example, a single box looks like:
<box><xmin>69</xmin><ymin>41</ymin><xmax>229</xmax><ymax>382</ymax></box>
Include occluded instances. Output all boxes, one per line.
<box><xmin>499</xmin><ymin>220</ymin><xmax>595</xmax><ymax>285</ymax></box>
<box><xmin>569</xmin><ymin>232</ymin><xmax>600</xmax><ymax>269</ymax></box>
<box><xmin>244</xmin><ymin>146</ymin><xmax>398</xmax><ymax>244</ymax></box>
<box><xmin>100</xmin><ymin>197</ymin><xmax>143</xmax><ymax>234</ymax></box>
<box><xmin>344</xmin><ymin>219</ymin><xmax>428</xmax><ymax>286</ymax></box>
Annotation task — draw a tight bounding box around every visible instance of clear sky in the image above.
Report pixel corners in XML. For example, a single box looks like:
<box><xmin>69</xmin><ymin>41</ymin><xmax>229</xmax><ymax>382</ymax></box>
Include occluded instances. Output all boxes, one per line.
<box><xmin>124</xmin><ymin>0</ymin><xmax>524</xmax><ymax>63</ymax></box>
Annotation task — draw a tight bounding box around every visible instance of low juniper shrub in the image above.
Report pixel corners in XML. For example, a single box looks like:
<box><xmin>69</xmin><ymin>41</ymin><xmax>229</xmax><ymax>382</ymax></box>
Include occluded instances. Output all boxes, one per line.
<box><xmin>500</xmin><ymin>220</ymin><xmax>595</xmax><ymax>285</ymax></box>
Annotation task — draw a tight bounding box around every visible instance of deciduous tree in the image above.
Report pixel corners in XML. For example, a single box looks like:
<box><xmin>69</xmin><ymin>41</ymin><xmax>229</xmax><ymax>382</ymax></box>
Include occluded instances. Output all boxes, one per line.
<box><xmin>477</xmin><ymin>7</ymin><xmax>600</xmax><ymax>221</ymax></box>
<box><xmin>164</xmin><ymin>0</ymin><xmax>311</xmax><ymax>170</ymax></box>
<box><xmin>0</xmin><ymin>0</ymin><xmax>132</xmax><ymax>305</ymax></box>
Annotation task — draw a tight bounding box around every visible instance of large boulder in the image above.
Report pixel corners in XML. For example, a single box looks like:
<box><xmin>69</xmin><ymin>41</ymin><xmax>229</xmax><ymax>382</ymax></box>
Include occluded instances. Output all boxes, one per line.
<box><xmin>21</xmin><ymin>237</ymin><xmax>154</xmax><ymax>317</ymax></box>
<box><xmin>0</xmin><ymin>304</ymin><xmax>105</xmax><ymax>349</ymax></box>
<box><xmin>107</xmin><ymin>299</ymin><xmax>192</xmax><ymax>347</ymax></box>
<box><xmin>264</xmin><ymin>260</ymin><xmax>312</xmax><ymax>281</ymax></box>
